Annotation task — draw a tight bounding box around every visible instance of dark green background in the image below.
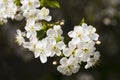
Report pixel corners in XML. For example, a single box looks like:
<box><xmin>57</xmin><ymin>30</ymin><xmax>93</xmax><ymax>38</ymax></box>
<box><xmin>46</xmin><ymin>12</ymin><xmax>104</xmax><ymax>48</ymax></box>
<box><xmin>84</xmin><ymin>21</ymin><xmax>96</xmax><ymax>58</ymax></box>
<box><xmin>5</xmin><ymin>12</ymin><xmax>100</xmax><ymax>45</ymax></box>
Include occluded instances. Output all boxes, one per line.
<box><xmin>0</xmin><ymin>0</ymin><xmax>120</xmax><ymax>80</ymax></box>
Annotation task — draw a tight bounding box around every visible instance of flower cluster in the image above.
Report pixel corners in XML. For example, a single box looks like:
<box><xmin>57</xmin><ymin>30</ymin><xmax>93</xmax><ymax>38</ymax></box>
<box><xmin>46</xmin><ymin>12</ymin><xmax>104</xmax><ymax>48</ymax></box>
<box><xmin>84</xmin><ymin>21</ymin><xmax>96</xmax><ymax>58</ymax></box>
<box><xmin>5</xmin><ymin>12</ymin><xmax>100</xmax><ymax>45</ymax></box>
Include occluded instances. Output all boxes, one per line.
<box><xmin>0</xmin><ymin>0</ymin><xmax>18</xmax><ymax>24</ymax></box>
<box><xmin>57</xmin><ymin>23</ymin><xmax>100</xmax><ymax>75</ymax></box>
<box><xmin>15</xmin><ymin>0</ymin><xmax>55</xmax><ymax>63</ymax></box>
<box><xmin>0</xmin><ymin>0</ymin><xmax>101</xmax><ymax>76</ymax></box>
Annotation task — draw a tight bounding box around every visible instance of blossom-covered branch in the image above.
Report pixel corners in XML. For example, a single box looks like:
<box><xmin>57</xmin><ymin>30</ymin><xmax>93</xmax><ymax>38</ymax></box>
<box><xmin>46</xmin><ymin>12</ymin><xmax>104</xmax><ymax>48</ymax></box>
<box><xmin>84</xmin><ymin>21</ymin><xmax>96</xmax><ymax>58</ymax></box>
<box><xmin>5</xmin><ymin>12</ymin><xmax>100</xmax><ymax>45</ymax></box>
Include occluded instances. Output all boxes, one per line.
<box><xmin>0</xmin><ymin>0</ymin><xmax>101</xmax><ymax>76</ymax></box>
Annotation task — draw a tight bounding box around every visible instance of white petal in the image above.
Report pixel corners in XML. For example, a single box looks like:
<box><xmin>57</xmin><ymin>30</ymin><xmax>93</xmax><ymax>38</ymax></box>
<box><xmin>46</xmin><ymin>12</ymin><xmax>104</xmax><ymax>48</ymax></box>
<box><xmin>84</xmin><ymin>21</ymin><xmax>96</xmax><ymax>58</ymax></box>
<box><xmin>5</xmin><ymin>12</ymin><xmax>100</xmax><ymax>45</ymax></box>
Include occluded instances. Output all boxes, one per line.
<box><xmin>77</xmin><ymin>42</ymin><xmax>86</xmax><ymax>49</ymax></box>
<box><xmin>47</xmin><ymin>29</ymin><xmax>56</xmax><ymax>37</ymax></box>
<box><xmin>23</xmin><ymin>42</ymin><xmax>30</xmax><ymax>49</ymax></box>
<box><xmin>85</xmin><ymin>63</ymin><xmax>92</xmax><ymax>69</ymax></box>
<box><xmin>40</xmin><ymin>53</ymin><xmax>47</xmax><ymax>63</ymax></box>
<box><xmin>45</xmin><ymin>16</ymin><xmax>52</xmax><ymax>21</ymax></box>
<box><xmin>60</xmin><ymin>57</ymin><xmax>68</xmax><ymax>65</ymax></box>
<box><xmin>34</xmin><ymin>50</ymin><xmax>40</xmax><ymax>58</ymax></box>
<box><xmin>88</xmin><ymin>25</ymin><xmax>96</xmax><ymax>33</ymax></box>
<box><xmin>57</xmin><ymin>66</ymin><xmax>62</xmax><ymax>73</ymax></box>
<box><xmin>56</xmin><ymin>49</ymin><xmax>61</xmax><ymax>56</ymax></box>
<box><xmin>72</xmin><ymin>65</ymin><xmax>80</xmax><ymax>73</ymax></box>
<box><xmin>57</xmin><ymin>66</ymin><xmax>66</xmax><ymax>75</ymax></box>
<box><xmin>47</xmin><ymin>37</ymin><xmax>56</xmax><ymax>45</ymax></box>
<box><xmin>16</xmin><ymin>29</ymin><xmax>21</xmax><ymax>35</ymax></box>
<box><xmin>29</xmin><ymin>36</ymin><xmax>38</xmax><ymax>44</ymax></box>
<box><xmin>45</xmin><ymin>50</ymin><xmax>52</xmax><ymax>57</ymax></box>
<box><xmin>26</xmin><ymin>31</ymin><xmax>31</xmax><ymax>38</ymax></box>
<box><xmin>71</xmin><ymin>38</ymin><xmax>80</xmax><ymax>45</ymax></box>
<box><xmin>88</xmin><ymin>41</ymin><xmax>95</xmax><ymax>47</ymax></box>
<box><xmin>41</xmin><ymin>7</ymin><xmax>49</xmax><ymax>15</ymax></box>
<box><xmin>66</xmin><ymin>71</ymin><xmax>72</xmax><ymax>76</ymax></box>
<box><xmin>82</xmin><ymin>35</ymin><xmax>90</xmax><ymax>42</ymax></box>
<box><xmin>56</xmin><ymin>41</ymin><xmax>65</xmax><ymax>50</ymax></box>
<box><xmin>26</xmin><ymin>19</ymin><xmax>35</xmax><ymax>26</ymax></box>
<box><xmin>35</xmin><ymin>23</ymin><xmax>42</xmax><ymax>30</ymax></box>
<box><xmin>74</xmin><ymin>26</ymin><xmax>81</xmax><ymax>31</ymax></box>
<box><xmin>53</xmin><ymin>25</ymin><xmax>61</xmax><ymax>30</ymax></box>
<box><xmin>36</xmin><ymin>41</ymin><xmax>42</xmax><ymax>49</ymax></box>
<box><xmin>34</xmin><ymin>0</ymin><xmax>40</xmax><ymax>7</ymax></box>
<box><xmin>89</xmin><ymin>33</ymin><xmax>99</xmax><ymax>41</ymax></box>
<box><xmin>68</xmin><ymin>41</ymin><xmax>76</xmax><ymax>50</ymax></box>
<box><xmin>82</xmin><ymin>23</ymin><xmax>88</xmax><ymax>28</ymax></box>
<box><xmin>94</xmin><ymin>51</ymin><xmax>100</xmax><ymax>60</ymax></box>
<box><xmin>74</xmin><ymin>49</ymin><xmax>82</xmax><ymax>57</ymax></box>
<box><xmin>63</xmin><ymin>48</ymin><xmax>71</xmax><ymax>57</ymax></box>
<box><xmin>53</xmin><ymin>25</ymin><xmax>63</xmax><ymax>35</ymax></box>
<box><xmin>68</xmin><ymin>31</ymin><xmax>76</xmax><ymax>38</ymax></box>
<box><xmin>41</xmin><ymin>39</ymin><xmax>47</xmax><ymax>48</ymax></box>
<box><xmin>80</xmin><ymin>54</ymin><xmax>89</xmax><ymax>62</ymax></box>
<box><xmin>50</xmin><ymin>52</ymin><xmax>55</xmax><ymax>57</ymax></box>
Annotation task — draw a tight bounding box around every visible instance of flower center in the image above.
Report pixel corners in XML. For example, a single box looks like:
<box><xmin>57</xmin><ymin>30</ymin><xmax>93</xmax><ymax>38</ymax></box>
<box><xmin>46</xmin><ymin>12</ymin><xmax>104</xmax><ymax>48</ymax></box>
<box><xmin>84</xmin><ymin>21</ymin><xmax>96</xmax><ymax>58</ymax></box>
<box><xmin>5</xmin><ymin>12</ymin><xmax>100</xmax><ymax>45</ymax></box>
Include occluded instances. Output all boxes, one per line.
<box><xmin>77</xmin><ymin>32</ymin><xmax>82</xmax><ymax>40</ymax></box>
<box><xmin>30</xmin><ymin>26</ymin><xmax>35</xmax><ymax>31</ymax></box>
<box><xmin>66</xmin><ymin>65</ymin><xmax>73</xmax><ymax>71</ymax></box>
<box><xmin>52</xmin><ymin>46</ymin><xmax>57</xmax><ymax>51</ymax></box>
<box><xmin>28</xmin><ymin>2</ymin><xmax>32</xmax><ymax>7</ymax></box>
<box><xmin>40</xmin><ymin>48</ymin><xmax>44</xmax><ymax>53</ymax></box>
<box><xmin>83</xmin><ymin>48</ymin><xmax>89</xmax><ymax>54</ymax></box>
<box><xmin>42</xmin><ymin>10</ymin><xmax>48</xmax><ymax>17</ymax></box>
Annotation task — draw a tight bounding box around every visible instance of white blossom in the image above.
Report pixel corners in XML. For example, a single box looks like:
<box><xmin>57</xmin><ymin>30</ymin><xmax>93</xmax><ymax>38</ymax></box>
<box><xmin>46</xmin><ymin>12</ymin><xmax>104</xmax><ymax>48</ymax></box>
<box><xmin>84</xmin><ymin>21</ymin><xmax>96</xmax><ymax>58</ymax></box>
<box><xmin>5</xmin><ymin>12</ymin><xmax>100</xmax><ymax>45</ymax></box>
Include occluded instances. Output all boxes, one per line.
<box><xmin>34</xmin><ymin>39</ymin><xmax>51</xmax><ymax>63</ymax></box>
<box><xmin>23</xmin><ymin>35</ymin><xmax>38</xmax><ymax>51</ymax></box>
<box><xmin>14</xmin><ymin>6</ymin><xmax>24</xmax><ymax>21</ymax></box>
<box><xmin>23</xmin><ymin>9</ymin><xmax>40</xmax><ymax>20</ymax></box>
<box><xmin>63</xmin><ymin>41</ymin><xmax>76</xmax><ymax>57</ymax></box>
<box><xmin>15</xmin><ymin>29</ymin><xmax>25</xmax><ymax>46</ymax></box>
<box><xmin>57</xmin><ymin>57</ymin><xmax>80</xmax><ymax>76</ymax></box>
<box><xmin>75</xmin><ymin>41</ymin><xmax>96</xmax><ymax>62</ymax></box>
<box><xmin>85</xmin><ymin>51</ymin><xmax>100</xmax><ymax>69</ymax></box>
<box><xmin>9</xmin><ymin>0</ymin><xmax>101</xmax><ymax>75</ymax></box>
<box><xmin>45</xmin><ymin>36</ymin><xmax>65</xmax><ymax>57</ymax></box>
<box><xmin>0</xmin><ymin>0</ymin><xmax>17</xmax><ymax>19</ymax></box>
<box><xmin>68</xmin><ymin>25</ymin><xmax>90</xmax><ymax>42</ymax></box>
<box><xmin>38</xmin><ymin>7</ymin><xmax>52</xmax><ymax>21</ymax></box>
<box><xmin>81</xmin><ymin>23</ymin><xmax>99</xmax><ymax>41</ymax></box>
<box><xmin>46</xmin><ymin>25</ymin><xmax>63</xmax><ymax>41</ymax></box>
<box><xmin>25</xmin><ymin>19</ymin><xmax>42</xmax><ymax>38</ymax></box>
<box><xmin>21</xmin><ymin>0</ymin><xmax>40</xmax><ymax>11</ymax></box>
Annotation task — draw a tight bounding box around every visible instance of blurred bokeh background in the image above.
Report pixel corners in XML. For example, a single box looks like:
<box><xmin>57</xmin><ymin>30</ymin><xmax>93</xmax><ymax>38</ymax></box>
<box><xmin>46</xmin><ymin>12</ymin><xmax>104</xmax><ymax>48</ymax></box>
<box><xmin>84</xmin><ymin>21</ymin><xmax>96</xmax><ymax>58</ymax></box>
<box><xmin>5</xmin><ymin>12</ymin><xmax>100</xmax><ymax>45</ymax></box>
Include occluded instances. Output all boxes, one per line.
<box><xmin>0</xmin><ymin>0</ymin><xmax>120</xmax><ymax>80</ymax></box>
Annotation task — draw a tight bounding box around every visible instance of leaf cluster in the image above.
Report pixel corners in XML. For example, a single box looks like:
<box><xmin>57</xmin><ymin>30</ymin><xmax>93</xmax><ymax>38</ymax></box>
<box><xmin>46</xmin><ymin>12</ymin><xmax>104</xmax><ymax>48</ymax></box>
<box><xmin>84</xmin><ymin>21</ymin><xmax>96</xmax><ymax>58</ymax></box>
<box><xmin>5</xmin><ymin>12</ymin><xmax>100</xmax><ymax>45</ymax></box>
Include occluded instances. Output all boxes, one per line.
<box><xmin>40</xmin><ymin>0</ymin><xmax>60</xmax><ymax>8</ymax></box>
<box><xmin>14</xmin><ymin>0</ymin><xmax>60</xmax><ymax>8</ymax></box>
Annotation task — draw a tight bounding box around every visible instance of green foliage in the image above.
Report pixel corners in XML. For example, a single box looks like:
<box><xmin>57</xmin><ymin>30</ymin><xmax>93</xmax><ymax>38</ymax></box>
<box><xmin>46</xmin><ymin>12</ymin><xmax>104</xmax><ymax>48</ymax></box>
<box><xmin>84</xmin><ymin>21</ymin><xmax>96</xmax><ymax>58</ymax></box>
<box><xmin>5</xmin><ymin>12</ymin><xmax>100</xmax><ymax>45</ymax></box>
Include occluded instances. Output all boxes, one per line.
<box><xmin>41</xmin><ymin>21</ymin><xmax>48</xmax><ymax>30</ymax></box>
<box><xmin>40</xmin><ymin>0</ymin><xmax>60</xmax><ymax>8</ymax></box>
<box><xmin>55</xmin><ymin>34</ymin><xmax>61</xmax><ymax>42</ymax></box>
<box><xmin>80</xmin><ymin>18</ymin><xmax>85</xmax><ymax>25</ymax></box>
<box><xmin>14</xmin><ymin>0</ymin><xmax>21</xmax><ymax>6</ymax></box>
<box><xmin>14</xmin><ymin>0</ymin><xmax>60</xmax><ymax>8</ymax></box>
<box><xmin>37</xmin><ymin>21</ymin><xmax>48</xmax><ymax>40</ymax></box>
<box><xmin>37</xmin><ymin>21</ymin><xmax>52</xmax><ymax>40</ymax></box>
<box><xmin>37</xmin><ymin>29</ymin><xmax>46</xmax><ymax>40</ymax></box>
<box><xmin>37</xmin><ymin>20</ymin><xmax>63</xmax><ymax>40</ymax></box>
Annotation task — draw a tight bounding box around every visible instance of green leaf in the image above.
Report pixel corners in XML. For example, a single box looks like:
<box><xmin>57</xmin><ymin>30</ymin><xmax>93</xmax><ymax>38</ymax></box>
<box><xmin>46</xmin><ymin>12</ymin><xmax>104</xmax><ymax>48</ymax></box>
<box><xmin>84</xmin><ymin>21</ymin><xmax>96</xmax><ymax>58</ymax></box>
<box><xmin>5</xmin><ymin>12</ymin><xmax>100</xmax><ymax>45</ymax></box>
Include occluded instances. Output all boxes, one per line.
<box><xmin>40</xmin><ymin>0</ymin><xmax>45</xmax><ymax>3</ymax></box>
<box><xmin>40</xmin><ymin>0</ymin><xmax>60</xmax><ymax>8</ymax></box>
<box><xmin>80</xmin><ymin>18</ymin><xmax>85</xmax><ymax>25</ymax></box>
<box><xmin>45</xmin><ymin>1</ymin><xmax>60</xmax><ymax>8</ymax></box>
<box><xmin>37</xmin><ymin>30</ymin><xmax>46</xmax><ymax>40</ymax></box>
<box><xmin>39</xmin><ymin>0</ymin><xmax>46</xmax><ymax>6</ymax></box>
<box><xmin>55</xmin><ymin>35</ymin><xmax>61</xmax><ymax>42</ymax></box>
<box><xmin>14</xmin><ymin>0</ymin><xmax>21</xmax><ymax>6</ymax></box>
<box><xmin>37</xmin><ymin>21</ymin><xmax>47</xmax><ymax>40</ymax></box>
